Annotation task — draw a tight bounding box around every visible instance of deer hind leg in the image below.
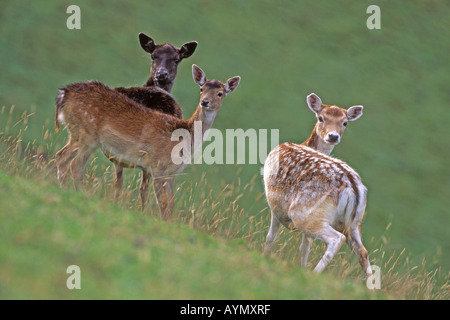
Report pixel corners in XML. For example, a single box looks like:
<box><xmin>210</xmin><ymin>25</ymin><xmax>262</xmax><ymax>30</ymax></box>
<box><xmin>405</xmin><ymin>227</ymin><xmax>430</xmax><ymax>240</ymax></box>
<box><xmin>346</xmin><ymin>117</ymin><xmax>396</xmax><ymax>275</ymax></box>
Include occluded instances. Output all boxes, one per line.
<box><xmin>139</xmin><ymin>169</ymin><xmax>151</xmax><ymax>212</ymax></box>
<box><xmin>113</xmin><ymin>164</ymin><xmax>124</xmax><ymax>202</ymax></box>
<box><xmin>69</xmin><ymin>144</ymin><xmax>96</xmax><ymax>189</ymax></box>
<box><xmin>55</xmin><ymin>139</ymin><xmax>78</xmax><ymax>187</ymax></box>
<box><xmin>153</xmin><ymin>175</ymin><xmax>175</xmax><ymax>221</ymax></box>
<box><xmin>313</xmin><ymin>225</ymin><xmax>346</xmax><ymax>273</ymax></box>
<box><xmin>347</xmin><ymin>225</ymin><xmax>372</xmax><ymax>276</ymax></box>
<box><xmin>263</xmin><ymin>212</ymin><xmax>281</xmax><ymax>255</ymax></box>
<box><xmin>299</xmin><ymin>234</ymin><xmax>312</xmax><ymax>267</ymax></box>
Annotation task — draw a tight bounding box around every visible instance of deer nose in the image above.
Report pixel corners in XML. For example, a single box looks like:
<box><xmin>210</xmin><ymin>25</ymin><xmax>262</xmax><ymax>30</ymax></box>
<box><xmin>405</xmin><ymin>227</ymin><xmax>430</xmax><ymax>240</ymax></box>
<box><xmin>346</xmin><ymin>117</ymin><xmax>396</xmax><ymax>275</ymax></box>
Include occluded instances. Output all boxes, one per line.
<box><xmin>201</xmin><ymin>98</ymin><xmax>210</xmax><ymax>107</ymax></box>
<box><xmin>327</xmin><ymin>132</ymin><xmax>340</xmax><ymax>143</ymax></box>
<box><xmin>156</xmin><ymin>70</ymin><xmax>169</xmax><ymax>80</ymax></box>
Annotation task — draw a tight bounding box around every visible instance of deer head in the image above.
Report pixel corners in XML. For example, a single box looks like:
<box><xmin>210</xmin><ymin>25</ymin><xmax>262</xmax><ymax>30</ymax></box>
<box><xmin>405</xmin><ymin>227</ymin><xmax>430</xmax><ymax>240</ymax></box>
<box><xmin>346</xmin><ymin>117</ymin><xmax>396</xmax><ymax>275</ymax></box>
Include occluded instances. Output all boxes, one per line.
<box><xmin>139</xmin><ymin>33</ymin><xmax>198</xmax><ymax>92</ymax></box>
<box><xmin>192</xmin><ymin>64</ymin><xmax>240</xmax><ymax>113</ymax></box>
<box><xmin>307</xmin><ymin>93</ymin><xmax>363</xmax><ymax>146</ymax></box>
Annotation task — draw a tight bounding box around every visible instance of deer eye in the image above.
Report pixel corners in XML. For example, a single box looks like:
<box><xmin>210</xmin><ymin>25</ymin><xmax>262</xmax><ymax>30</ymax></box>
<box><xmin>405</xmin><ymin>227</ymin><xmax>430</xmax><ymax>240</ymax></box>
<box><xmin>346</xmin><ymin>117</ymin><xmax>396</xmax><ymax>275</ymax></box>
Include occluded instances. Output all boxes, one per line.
<box><xmin>217</xmin><ymin>92</ymin><xmax>223</xmax><ymax>97</ymax></box>
<box><xmin>318</xmin><ymin>116</ymin><xmax>324</xmax><ymax>122</ymax></box>
<box><xmin>343</xmin><ymin>121</ymin><xmax>348</xmax><ymax>127</ymax></box>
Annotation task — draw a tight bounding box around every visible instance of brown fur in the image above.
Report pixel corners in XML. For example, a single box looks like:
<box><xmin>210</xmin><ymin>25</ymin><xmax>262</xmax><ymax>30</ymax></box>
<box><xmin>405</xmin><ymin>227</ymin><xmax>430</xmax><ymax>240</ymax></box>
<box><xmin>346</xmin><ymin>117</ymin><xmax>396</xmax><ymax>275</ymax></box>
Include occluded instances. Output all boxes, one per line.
<box><xmin>55</xmin><ymin>66</ymin><xmax>240</xmax><ymax>220</ymax></box>
<box><xmin>114</xmin><ymin>86</ymin><xmax>183</xmax><ymax>119</ymax></box>
<box><xmin>105</xmin><ymin>34</ymin><xmax>196</xmax><ymax>202</ymax></box>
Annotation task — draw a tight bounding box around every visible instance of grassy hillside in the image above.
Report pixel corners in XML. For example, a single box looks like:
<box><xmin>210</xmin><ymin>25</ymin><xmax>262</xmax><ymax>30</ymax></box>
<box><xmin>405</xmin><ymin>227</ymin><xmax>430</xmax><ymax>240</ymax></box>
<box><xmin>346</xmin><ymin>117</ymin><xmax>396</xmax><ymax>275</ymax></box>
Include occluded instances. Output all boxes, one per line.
<box><xmin>0</xmin><ymin>169</ymin><xmax>385</xmax><ymax>299</ymax></box>
<box><xmin>0</xmin><ymin>119</ymin><xmax>447</xmax><ymax>299</ymax></box>
<box><xmin>0</xmin><ymin>0</ymin><xmax>448</xmax><ymax>299</ymax></box>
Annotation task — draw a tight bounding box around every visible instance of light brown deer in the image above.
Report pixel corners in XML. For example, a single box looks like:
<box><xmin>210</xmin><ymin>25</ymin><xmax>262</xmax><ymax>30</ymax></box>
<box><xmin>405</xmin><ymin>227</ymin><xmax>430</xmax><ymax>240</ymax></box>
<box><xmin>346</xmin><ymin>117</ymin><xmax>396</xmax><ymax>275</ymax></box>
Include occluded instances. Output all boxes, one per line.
<box><xmin>55</xmin><ymin>65</ymin><xmax>240</xmax><ymax>220</ymax></box>
<box><xmin>263</xmin><ymin>93</ymin><xmax>372</xmax><ymax>275</ymax></box>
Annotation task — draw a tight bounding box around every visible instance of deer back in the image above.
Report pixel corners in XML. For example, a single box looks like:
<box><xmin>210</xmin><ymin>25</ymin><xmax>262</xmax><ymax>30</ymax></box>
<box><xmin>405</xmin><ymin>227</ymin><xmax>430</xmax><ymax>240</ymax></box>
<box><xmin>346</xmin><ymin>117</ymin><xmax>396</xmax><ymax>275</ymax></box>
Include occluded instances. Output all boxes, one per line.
<box><xmin>264</xmin><ymin>142</ymin><xmax>367</xmax><ymax>233</ymax></box>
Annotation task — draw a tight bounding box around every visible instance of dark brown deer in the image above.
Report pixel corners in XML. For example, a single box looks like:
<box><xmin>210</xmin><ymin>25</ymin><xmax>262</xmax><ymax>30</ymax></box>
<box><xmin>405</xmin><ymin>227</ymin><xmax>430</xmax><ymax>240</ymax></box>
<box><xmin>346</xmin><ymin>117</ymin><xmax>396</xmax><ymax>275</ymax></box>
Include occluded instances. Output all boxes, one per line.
<box><xmin>112</xmin><ymin>33</ymin><xmax>197</xmax><ymax>203</ymax></box>
<box><xmin>55</xmin><ymin>65</ymin><xmax>240</xmax><ymax>220</ymax></box>
<box><xmin>117</xmin><ymin>33</ymin><xmax>198</xmax><ymax>97</ymax></box>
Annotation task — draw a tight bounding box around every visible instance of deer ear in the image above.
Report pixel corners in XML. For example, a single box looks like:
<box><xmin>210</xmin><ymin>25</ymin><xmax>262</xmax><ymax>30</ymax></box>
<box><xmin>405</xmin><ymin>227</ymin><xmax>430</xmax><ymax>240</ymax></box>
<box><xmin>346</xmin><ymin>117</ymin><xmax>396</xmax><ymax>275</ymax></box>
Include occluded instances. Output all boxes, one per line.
<box><xmin>347</xmin><ymin>106</ymin><xmax>363</xmax><ymax>121</ymax></box>
<box><xmin>192</xmin><ymin>64</ymin><xmax>206</xmax><ymax>86</ymax></box>
<box><xmin>139</xmin><ymin>33</ymin><xmax>156</xmax><ymax>53</ymax></box>
<box><xmin>179</xmin><ymin>41</ymin><xmax>198</xmax><ymax>59</ymax></box>
<box><xmin>225</xmin><ymin>76</ymin><xmax>241</xmax><ymax>95</ymax></box>
<box><xmin>307</xmin><ymin>93</ymin><xmax>323</xmax><ymax>114</ymax></box>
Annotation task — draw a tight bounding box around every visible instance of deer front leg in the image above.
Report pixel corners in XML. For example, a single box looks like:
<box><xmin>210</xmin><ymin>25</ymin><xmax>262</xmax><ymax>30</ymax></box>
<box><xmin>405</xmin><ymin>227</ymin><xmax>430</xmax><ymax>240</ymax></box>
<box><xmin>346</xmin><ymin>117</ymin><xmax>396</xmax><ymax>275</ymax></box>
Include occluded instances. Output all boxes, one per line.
<box><xmin>264</xmin><ymin>212</ymin><xmax>281</xmax><ymax>255</ymax></box>
<box><xmin>152</xmin><ymin>175</ymin><xmax>175</xmax><ymax>221</ymax></box>
<box><xmin>113</xmin><ymin>164</ymin><xmax>124</xmax><ymax>202</ymax></box>
<box><xmin>299</xmin><ymin>234</ymin><xmax>312</xmax><ymax>267</ymax></box>
<box><xmin>139</xmin><ymin>169</ymin><xmax>151</xmax><ymax>212</ymax></box>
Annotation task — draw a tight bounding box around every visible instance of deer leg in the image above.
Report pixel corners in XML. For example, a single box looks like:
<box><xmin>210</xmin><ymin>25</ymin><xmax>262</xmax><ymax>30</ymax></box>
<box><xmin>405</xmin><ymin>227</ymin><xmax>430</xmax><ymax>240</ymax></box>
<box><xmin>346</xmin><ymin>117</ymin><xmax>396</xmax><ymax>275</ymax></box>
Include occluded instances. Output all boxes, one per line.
<box><xmin>347</xmin><ymin>225</ymin><xmax>372</xmax><ymax>276</ymax></box>
<box><xmin>165</xmin><ymin>176</ymin><xmax>175</xmax><ymax>219</ymax></box>
<box><xmin>55</xmin><ymin>140</ymin><xmax>78</xmax><ymax>187</ymax></box>
<box><xmin>70</xmin><ymin>146</ymin><xmax>94</xmax><ymax>189</ymax></box>
<box><xmin>314</xmin><ymin>225</ymin><xmax>346</xmax><ymax>273</ymax></box>
<box><xmin>299</xmin><ymin>234</ymin><xmax>312</xmax><ymax>267</ymax></box>
<box><xmin>153</xmin><ymin>176</ymin><xmax>175</xmax><ymax>221</ymax></box>
<box><xmin>139</xmin><ymin>169</ymin><xmax>151</xmax><ymax>212</ymax></box>
<box><xmin>263</xmin><ymin>212</ymin><xmax>281</xmax><ymax>255</ymax></box>
<box><xmin>113</xmin><ymin>164</ymin><xmax>124</xmax><ymax>202</ymax></box>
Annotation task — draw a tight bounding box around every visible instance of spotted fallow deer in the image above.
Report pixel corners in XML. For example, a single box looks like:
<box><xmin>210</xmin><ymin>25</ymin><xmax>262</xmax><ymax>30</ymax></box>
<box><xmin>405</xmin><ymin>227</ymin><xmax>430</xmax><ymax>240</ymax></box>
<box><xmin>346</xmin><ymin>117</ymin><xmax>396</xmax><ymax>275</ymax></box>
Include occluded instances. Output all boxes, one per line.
<box><xmin>112</xmin><ymin>33</ymin><xmax>197</xmax><ymax>203</ymax></box>
<box><xmin>55</xmin><ymin>65</ymin><xmax>240</xmax><ymax>220</ymax></box>
<box><xmin>263</xmin><ymin>93</ymin><xmax>372</xmax><ymax>276</ymax></box>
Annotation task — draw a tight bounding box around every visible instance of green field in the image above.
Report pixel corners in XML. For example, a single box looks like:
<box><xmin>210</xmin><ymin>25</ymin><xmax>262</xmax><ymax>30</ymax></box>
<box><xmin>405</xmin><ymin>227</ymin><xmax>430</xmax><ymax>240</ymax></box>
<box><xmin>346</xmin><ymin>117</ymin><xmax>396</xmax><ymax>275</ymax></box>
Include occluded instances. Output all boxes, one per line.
<box><xmin>0</xmin><ymin>170</ymin><xmax>386</xmax><ymax>299</ymax></box>
<box><xmin>0</xmin><ymin>0</ymin><xmax>448</xmax><ymax>299</ymax></box>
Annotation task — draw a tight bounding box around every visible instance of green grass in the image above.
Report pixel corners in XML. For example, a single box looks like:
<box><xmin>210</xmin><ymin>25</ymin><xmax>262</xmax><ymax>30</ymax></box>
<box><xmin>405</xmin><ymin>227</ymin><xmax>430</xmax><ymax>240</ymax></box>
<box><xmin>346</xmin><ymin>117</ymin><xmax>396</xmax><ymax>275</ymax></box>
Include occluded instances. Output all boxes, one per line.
<box><xmin>0</xmin><ymin>169</ymin><xmax>384</xmax><ymax>299</ymax></box>
<box><xmin>0</xmin><ymin>129</ymin><xmax>447</xmax><ymax>299</ymax></box>
<box><xmin>0</xmin><ymin>0</ymin><xmax>449</xmax><ymax>299</ymax></box>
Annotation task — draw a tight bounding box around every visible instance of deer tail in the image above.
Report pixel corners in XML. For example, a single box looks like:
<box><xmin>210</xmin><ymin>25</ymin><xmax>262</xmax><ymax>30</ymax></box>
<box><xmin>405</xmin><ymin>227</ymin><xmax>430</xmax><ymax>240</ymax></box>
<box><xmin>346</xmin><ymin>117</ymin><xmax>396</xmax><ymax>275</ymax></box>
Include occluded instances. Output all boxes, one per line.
<box><xmin>55</xmin><ymin>88</ymin><xmax>66</xmax><ymax>132</ymax></box>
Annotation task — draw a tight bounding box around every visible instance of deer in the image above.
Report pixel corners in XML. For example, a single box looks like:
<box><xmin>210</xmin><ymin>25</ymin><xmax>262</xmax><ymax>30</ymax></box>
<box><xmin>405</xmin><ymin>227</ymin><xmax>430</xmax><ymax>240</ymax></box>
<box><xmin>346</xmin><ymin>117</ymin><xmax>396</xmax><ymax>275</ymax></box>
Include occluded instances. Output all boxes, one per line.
<box><xmin>55</xmin><ymin>64</ymin><xmax>240</xmax><ymax>220</ymax></box>
<box><xmin>111</xmin><ymin>33</ymin><xmax>197</xmax><ymax>204</ymax></box>
<box><xmin>263</xmin><ymin>93</ymin><xmax>372</xmax><ymax>276</ymax></box>
<box><xmin>115</xmin><ymin>32</ymin><xmax>197</xmax><ymax>97</ymax></box>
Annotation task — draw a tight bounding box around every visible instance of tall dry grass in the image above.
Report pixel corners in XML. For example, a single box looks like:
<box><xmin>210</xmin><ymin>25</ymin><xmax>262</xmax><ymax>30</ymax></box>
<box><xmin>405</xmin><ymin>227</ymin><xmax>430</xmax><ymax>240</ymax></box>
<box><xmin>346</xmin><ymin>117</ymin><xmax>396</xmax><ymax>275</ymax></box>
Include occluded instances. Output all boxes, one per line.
<box><xmin>0</xmin><ymin>106</ymin><xmax>448</xmax><ymax>299</ymax></box>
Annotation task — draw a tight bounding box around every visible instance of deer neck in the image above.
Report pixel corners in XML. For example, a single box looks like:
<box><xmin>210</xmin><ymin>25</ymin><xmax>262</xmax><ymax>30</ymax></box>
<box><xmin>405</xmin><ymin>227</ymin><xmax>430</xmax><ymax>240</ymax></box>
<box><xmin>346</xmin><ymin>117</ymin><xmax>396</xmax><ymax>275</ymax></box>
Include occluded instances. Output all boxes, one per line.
<box><xmin>145</xmin><ymin>77</ymin><xmax>173</xmax><ymax>93</ymax></box>
<box><xmin>185</xmin><ymin>104</ymin><xmax>218</xmax><ymax>154</ymax></box>
<box><xmin>302</xmin><ymin>124</ymin><xmax>334</xmax><ymax>156</ymax></box>
<box><xmin>187</xmin><ymin>105</ymin><xmax>218</xmax><ymax>136</ymax></box>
